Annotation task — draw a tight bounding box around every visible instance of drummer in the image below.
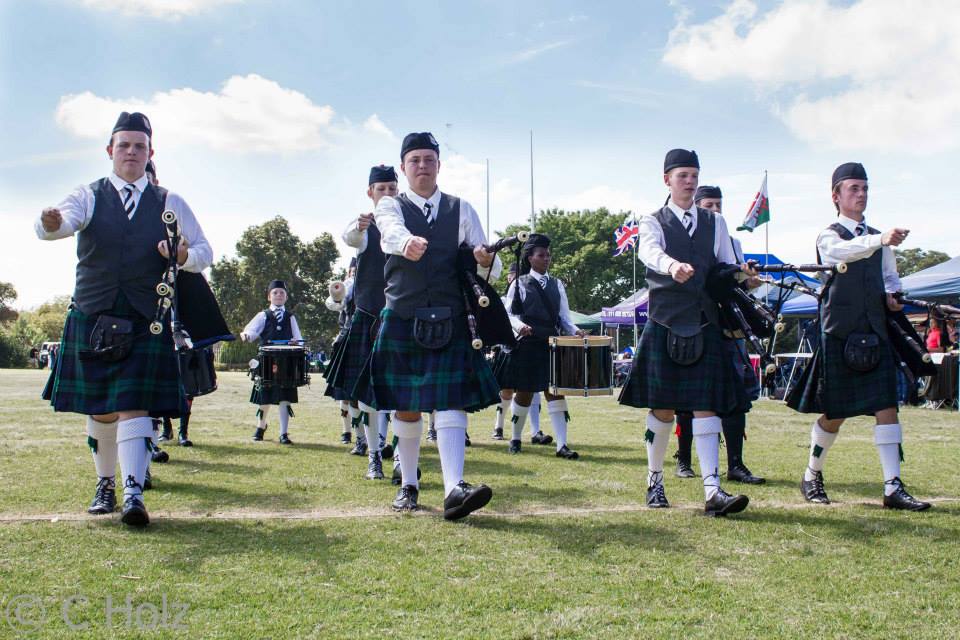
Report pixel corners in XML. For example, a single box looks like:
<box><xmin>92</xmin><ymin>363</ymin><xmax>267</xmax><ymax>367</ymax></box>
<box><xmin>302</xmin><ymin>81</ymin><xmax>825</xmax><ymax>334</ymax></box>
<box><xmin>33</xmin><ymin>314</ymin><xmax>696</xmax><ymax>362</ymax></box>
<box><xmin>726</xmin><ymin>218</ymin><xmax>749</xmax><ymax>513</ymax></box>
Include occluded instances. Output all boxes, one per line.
<box><xmin>491</xmin><ymin>264</ymin><xmax>546</xmax><ymax>443</ymax></box>
<box><xmin>619</xmin><ymin>149</ymin><xmax>755</xmax><ymax>517</ymax></box>
<box><xmin>787</xmin><ymin>162</ymin><xmax>929</xmax><ymax>511</ymax></box>
<box><xmin>501</xmin><ymin>233</ymin><xmax>586</xmax><ymax>459</ymax></box>
<box><xmin>240</xmin><ymin>279</ymin><xmax>303</xmax><ymax>445</ymax></box>
<box><xmin>673</xmin><ymin>185</ymin><xmax>765</xmax><ymax>485</ymax></box>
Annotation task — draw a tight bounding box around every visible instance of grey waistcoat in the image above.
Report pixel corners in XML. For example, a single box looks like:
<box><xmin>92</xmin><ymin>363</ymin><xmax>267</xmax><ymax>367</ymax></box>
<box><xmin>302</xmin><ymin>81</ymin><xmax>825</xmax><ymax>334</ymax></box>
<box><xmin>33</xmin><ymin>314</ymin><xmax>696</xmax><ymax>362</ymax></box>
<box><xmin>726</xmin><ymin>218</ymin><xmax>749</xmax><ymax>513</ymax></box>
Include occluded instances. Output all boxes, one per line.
<box><xmin>383</xmin><ymin>193</ymin><xmax>463</xmax><ymax>319</ymax></box>
<box><xmin>74</xmin><ymin>178</ymin><xmax>168</xmax><ymax>318</ymax></box>
<box><xmin>645</xmin><ymin>206</ymin><xmax>719</xmax><ymax>335</ymax></box>
<box><xmin>818</xmin><ymin>222</ymin><xmax>888</xmax><ymax>339</ymax></box>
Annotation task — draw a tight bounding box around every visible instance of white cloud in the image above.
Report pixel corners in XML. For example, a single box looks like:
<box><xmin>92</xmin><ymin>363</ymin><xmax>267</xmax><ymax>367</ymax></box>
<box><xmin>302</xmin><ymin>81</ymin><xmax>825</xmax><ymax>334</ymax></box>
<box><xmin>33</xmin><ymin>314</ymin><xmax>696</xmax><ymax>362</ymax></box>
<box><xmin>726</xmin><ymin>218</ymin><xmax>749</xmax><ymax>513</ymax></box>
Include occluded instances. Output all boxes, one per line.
<box><xmin>54</xmin><ymin>74</ymin><xmax>389</xmax><ymax>153</ymax></box>
<box><xmin>663</xmin><ymin>0</ymin><xmax>960</xmax><ymax>152</ymax></box>
<box><xmin>78</xmin><ymin>0</ymin><xmax>242</xmax><ymax>19</ymax></box>
<box><xmin>362</xmin><ymin>114</ymin><xmax>395</xmax><ymax>140</ymax></box>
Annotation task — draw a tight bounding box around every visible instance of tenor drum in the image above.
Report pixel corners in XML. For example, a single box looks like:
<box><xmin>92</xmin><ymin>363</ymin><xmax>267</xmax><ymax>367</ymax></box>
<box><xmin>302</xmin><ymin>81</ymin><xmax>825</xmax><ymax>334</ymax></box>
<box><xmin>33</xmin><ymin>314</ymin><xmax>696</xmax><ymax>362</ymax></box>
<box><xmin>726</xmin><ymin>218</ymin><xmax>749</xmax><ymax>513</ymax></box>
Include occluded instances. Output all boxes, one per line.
<box><xmin>259</xmin><ymin>345</ymin><xmax>309</xmax><ymax>389</ymax></box>
<box><xmin>549</xmin><ymin>336</ymin><xmax>613</xmax><ymax>397</ymax></box>
<box><xmin>179</xmin><ymin>347</ymin><xmax>217</xmax><ymax>397</ymax></box>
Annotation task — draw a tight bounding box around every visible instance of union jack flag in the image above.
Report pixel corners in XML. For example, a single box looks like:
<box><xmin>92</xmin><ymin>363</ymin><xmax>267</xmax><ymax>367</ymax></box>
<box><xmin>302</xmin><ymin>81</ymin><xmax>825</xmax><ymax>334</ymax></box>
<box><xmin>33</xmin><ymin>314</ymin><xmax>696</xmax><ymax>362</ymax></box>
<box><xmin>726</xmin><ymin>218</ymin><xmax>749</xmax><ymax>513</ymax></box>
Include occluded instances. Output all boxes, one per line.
<box><xmin>613</xmin><ymin>219</ymin><xmax>639</xmax><ymax>256</ymax></box>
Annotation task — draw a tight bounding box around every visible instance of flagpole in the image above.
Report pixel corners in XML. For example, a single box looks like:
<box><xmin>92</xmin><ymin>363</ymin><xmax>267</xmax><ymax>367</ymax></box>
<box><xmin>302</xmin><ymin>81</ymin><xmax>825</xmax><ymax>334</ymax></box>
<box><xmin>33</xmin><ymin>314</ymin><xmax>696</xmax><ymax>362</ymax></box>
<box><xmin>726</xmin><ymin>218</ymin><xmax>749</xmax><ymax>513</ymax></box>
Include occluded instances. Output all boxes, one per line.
<box><xmin>764</xmin><ymin>170</ymin><xmax>769</xmax><ymax>305</ymax></box>
<box><xmin>632</xmin><ymin>210</ymin><xmax>638</xmax><ymax>347</ymax></box>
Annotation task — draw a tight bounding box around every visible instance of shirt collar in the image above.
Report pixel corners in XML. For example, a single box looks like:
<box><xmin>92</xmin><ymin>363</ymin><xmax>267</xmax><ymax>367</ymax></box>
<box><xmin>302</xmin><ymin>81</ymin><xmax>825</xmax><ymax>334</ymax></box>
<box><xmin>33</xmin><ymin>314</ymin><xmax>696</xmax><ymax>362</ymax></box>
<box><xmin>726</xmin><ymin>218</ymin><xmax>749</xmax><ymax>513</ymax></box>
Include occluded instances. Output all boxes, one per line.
<box><xmin>109</xmin><ymin>172</ymin><xmax>149</xmax><ymax>193</ymax></box>
<box><xmin>404</xmin><ymin>187</ymin><xmax>441</xmax><ymax>213</ymax></box>
<box><xmin>270</xmin><ymin>305</ymin><xmax>286</xmax><ymax>313</ymax></box>
<box><xmin>529</xmin><ymin>268</ymin><xmax>548</xmax><ymax>280</ymax></box>
<box><xmin>666</xmin><ymin>197</ymin><xmax>696</xmax><ymax>221</ymax></box>
<box><xmin>836</xmin><ymin>214</ymin><xmax>865</xmax><ymax>234</ymax></box>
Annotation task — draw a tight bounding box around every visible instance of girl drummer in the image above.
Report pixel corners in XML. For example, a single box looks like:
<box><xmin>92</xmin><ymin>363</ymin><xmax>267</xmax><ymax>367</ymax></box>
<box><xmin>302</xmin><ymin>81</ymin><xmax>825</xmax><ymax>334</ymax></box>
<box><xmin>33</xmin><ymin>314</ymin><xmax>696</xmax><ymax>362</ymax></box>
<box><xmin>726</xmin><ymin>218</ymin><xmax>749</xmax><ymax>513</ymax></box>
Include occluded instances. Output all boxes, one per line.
<box><xmin>240</xmin><ymin>279</ymin><xmax>303</xmax><ymax>444</ymax></box>
<box><xmin>500</xmin><ymin>233</ymin><xmax>587</xmax><ymax>459</ymax></box>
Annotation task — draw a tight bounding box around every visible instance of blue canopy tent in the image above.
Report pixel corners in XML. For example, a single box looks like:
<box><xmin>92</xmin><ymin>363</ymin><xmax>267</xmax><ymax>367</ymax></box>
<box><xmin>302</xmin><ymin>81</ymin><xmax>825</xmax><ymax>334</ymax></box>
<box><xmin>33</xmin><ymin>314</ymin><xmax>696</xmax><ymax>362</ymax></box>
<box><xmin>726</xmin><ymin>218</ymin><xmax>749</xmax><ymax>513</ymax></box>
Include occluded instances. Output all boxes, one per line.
<box><xmin>901</xmin><ymin>256</ymin><xmax>960</xmax><ymax>303</ymax></box>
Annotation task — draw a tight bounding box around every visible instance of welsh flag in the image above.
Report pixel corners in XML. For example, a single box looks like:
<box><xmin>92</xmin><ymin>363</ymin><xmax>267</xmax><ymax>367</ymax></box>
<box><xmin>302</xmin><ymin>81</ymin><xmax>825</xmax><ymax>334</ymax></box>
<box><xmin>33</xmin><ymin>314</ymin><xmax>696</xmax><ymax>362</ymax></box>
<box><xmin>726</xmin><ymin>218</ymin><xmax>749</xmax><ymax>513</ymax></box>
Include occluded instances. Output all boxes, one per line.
<box><xmin>738</xmin><ymin>172</ymin><xmax>770</xmax><ymax>232</ymax></box>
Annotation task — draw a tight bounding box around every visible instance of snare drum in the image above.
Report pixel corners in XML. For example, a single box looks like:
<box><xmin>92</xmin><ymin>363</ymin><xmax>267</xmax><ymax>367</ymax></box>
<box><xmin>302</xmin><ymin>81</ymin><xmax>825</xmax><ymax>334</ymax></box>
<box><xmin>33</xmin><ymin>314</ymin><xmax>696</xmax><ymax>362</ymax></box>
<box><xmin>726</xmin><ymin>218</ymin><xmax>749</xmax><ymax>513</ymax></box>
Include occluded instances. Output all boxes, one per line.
<box><xmin>549</xmin><ymin>336</ymin><xmax>613</xmax><ymax>396</ymax></box>
<box><xmin>179</xmin><ymin>347</ymin><xmax>217</xmax><ymax>398</ymax></box>
<box><xmin>259</xmin><ymin>345</ymin><xmax>309</xmax><ymax>389</ymax></box>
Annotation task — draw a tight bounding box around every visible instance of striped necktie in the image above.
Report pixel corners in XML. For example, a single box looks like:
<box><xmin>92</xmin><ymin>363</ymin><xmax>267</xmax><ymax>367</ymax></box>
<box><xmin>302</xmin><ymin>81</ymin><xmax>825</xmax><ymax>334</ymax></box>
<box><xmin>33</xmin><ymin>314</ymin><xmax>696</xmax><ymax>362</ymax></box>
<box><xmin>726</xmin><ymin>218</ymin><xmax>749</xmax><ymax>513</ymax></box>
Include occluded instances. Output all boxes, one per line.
<box><xmin>122</xmin><ymin>184</ymin><xmax>136</xmax><ymax>217</ymax></box>
<box><xmin>275</xmin><ymin>308</ymin><xmax>284</xmax><ymax>328</ymax></box>
<box><xmin>855</xmin><ymin>221</ymin><xmax>867</xmax><ymax>236</ymax></box>
<box><xmin>539</xmin><ymin>276</ymin><xmax>548</xmax><ymax>289</ymax></box>
<box><xmin>682</xmin><ymin>210</ymin><xmax>694</xmax><ymax>236</ymax></box>
<box><xmin>424</xmin><ymin>202</ymin><xmax>434</xmax><ymax>228</ymax></box>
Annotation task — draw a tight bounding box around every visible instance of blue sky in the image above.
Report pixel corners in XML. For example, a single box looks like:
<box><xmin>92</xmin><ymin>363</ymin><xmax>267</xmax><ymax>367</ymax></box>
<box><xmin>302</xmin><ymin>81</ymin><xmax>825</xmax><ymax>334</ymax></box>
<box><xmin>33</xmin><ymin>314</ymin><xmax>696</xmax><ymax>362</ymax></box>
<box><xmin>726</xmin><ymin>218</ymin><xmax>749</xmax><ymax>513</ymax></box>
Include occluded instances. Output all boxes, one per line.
<box><xmin>3</xmin><ymin>0</ymin><xmax>958</xmax><ymax>308</ymax></box>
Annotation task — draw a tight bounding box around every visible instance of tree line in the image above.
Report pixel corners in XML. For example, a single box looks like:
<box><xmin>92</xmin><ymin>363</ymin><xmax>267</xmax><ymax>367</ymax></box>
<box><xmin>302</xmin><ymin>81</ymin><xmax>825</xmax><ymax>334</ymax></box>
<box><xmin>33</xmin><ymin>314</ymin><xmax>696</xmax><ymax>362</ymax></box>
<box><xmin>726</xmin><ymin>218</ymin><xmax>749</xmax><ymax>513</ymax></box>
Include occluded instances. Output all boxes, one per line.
<box><xmin>1</xmin><ymin>213</ymin><xmax>951</xmax><ymax>367</ymax></box>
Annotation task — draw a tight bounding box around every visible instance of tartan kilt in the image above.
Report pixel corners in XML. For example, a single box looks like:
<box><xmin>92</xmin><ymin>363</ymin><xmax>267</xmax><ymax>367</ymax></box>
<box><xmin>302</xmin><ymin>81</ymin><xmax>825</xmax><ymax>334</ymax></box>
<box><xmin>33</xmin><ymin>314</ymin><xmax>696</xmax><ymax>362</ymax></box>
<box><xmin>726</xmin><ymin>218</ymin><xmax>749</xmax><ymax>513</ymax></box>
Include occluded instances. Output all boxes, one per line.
<box><xmin>322</xmin><ymin>328</ymin><xmax>350</xmax><ymax>400</ymax></box>
<box><xmin>327</xmin><ymin>309</ymin><xmax>379</xmax><ymax>402</ymax></box>
<box><xmin>370</xmin><ymin>308</ymin><xmax>500</xmax><ymax>413</ymax></box>
<box><xmin>618</xmin><ymin>321</ymin><xmax>748</xmax><ymax>415</ymax></box>
<box><xmin>786</xmin><ymin>332</ymin><xmax>897</xmax><ymax>419</ymax></box>
<box><xmin>496</xmin><ymin>338</ymin><xmax>550</xmax><ymax>392</ymax></box>
<box><xmin>250</xmin><ymin>383</ymin><xmax>298</xmax><ymax>405</ymax></box>
<box><xmin>42</xmin><ymin>295</ymin><xmax>183</xmax><ymax>417</ymax></box>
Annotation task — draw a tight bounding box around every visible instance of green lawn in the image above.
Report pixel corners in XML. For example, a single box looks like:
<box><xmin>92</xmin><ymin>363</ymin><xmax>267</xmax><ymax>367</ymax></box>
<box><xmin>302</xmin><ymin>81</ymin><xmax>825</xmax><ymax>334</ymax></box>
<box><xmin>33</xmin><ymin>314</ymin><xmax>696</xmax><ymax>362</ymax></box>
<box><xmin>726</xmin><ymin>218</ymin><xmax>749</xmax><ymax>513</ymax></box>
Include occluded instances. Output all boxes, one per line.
<box><xmin>1</xmin><ymin>369</ymin><xmax>958</xmax><ymax>639</ymax></box>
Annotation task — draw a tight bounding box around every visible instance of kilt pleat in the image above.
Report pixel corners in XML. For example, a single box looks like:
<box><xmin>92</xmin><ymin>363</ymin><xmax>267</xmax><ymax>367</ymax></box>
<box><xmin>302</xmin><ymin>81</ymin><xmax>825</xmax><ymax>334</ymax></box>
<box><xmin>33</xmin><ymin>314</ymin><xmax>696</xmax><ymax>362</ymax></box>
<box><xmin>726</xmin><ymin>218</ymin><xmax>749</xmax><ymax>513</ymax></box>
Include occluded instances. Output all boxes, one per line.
<box><xmin>787</xmin><ymin>331</ymin><xmax>897</xmax><ymax>419</ymax></box>
<box><xmin>325</xmin><ymin>309</ymin><xmax>379</xmax><ymax>402</ymax></box>
<box><xmin>370</xmin><ymin>309</ymin><xmax>500</xmax><ymax>413</ymax></box>
<box><xmin>250</xmin><ymin>384</ymin><xmax>298</xmax><ymax>405</ymax></box>
<box><xmin>322</xmin><ymin>328</ymin><xmax>351</xmax><ymax>400</ymax></box>
<box><xmin>618</xmin><ymin>321</ymin><xmax>748</xmax><ymax>415</ymax></box>
<box><xmin>496</xmin><ymin>338</ymin><xmax>550</xmax><ymax>392</ymax></box>
<box><xmin>43</xmin><ymin>295</ymin><xmax>183</xmax><ymax>416</ymax></box>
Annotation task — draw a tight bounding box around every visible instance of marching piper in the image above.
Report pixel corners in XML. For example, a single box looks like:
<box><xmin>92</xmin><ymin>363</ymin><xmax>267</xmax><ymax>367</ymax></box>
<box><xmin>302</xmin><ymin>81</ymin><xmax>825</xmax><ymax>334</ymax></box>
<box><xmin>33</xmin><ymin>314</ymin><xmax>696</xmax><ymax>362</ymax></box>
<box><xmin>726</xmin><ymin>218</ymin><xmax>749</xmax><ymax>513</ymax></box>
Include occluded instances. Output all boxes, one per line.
<box><xmin>788</xmin><ymin>162</ymin><xmax>930</xmax><ymax>511</ymax></box>
<box><xmin>36</xmin><ymin>111</ymin><xmax>212</xmax><ymax>526</ymax></box>
<box><xmin>619</xmin><ymin>149</ymin><xmax>755</xmax><ymax>516</ymax></box>
<box><xmin>370</xmin><ymin>131</ymin><xmax>501</xmax><ymax>519</ymax></box>
<box><xmin>340</xmin><ymin>164</ymin><xmax>399</xmax><ymax>479</ymax></box>
<box><xmin>500</xmin><ymin>233</ymin><xmax>586</xmax><ymax>459</ymax></box>
<box><xmin>674</xmin><ymin>185</ymin><xmax>765</xmax><ymax>484</ymax></box>
<box><xmin>241</xmin><ymin>280</ymin><xmax>303</xmax><ymax>445</ymax></box>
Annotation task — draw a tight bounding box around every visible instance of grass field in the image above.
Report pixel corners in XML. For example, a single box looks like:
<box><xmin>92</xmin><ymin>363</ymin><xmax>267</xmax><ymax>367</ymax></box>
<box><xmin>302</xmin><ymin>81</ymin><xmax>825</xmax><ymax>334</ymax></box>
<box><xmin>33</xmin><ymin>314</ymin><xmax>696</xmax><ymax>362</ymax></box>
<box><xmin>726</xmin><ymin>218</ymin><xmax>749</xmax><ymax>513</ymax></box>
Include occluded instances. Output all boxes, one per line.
<box><xmin>1</xmin><ymin>368</ymin><xmax>958</xmax><ymax>639</ymax></box>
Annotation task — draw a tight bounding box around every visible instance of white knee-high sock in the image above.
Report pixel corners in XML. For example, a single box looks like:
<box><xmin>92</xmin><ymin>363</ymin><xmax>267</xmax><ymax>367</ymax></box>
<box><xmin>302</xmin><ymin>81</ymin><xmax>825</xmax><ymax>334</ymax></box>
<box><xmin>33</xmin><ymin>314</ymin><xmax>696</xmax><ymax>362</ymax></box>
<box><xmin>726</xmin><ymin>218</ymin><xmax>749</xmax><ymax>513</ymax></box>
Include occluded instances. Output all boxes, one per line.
<box><xmin>645</xmin><ymin>413</ymin><xmax>673</xmax><ymax>486</ymax></box>
<box><xmin>547</xmin><ymin>399</ymin><xmax>569</xmax><ymax>450</ymax></box>
<box><xmin>510</xmin><ymin>400</ymin><xmax>530</xmax><ymax>441</ymax></box>
<box><xmin>529</xmin><ymin>393</ymin><xmax>542</xmax><ymax>433</ymax></box>
<box><xmin>117</xmin><ymin>417</ymin><xmax>153</xmax><ymax>499</ymax></box>
<box><xmin>378</xmin><ymin>411</ymin><xmax>389</xmax><ymax>442</ymax></box>
<box><xmin>805</xmin><ymin>420</ymin><xmax>839</xmax><ymax>480</ymax></box>
<box><xmin>436</xmin><ymin>410</ymin><xmax>467</xmax><ymax>497</ymax></box>
<box><xmin>393</xmin><ymin>416</ymin><xmax>423</xmax><ymax>488</ymax></box>
<box><xmin>340</xmin><ymin>402</ymin><xmax>351</xmax><ymax>434</ymax></box>
<box><xmin>875</xmin><ymin>423</ymin><xmax>903</xmax><ymax>496</ymax></box>
<box><xmin>362</xmin><ymin>409</ymin><xmax>378</xmax><ymax>451</ymax></box>
<box><xmin>279</xmin><ymin>401</ymin><xmax>291</xmax><ymax>436</ymax></box>
<box><xmin>493</xmin><ymin>399</ymin><xmax>507</xmax><ymax>431</ymax></box>
<box><xmin>87</xmin><ymin>416</ymin><xmax>118</xmax><ymax>480</ymax></box>
<box><xmin>693</xmin><ymin>417</ymin><xmax>723</xmax><ymax>500</ymax></box>
<box><xmin>348</xmin><ymin>405</ymin><xmax>362</xmax><ymax>440</ymax></box>
<box><xmin>257</xmin><ymin>405</ymin><xmax>269</xmax><ymax>429</ymax></box>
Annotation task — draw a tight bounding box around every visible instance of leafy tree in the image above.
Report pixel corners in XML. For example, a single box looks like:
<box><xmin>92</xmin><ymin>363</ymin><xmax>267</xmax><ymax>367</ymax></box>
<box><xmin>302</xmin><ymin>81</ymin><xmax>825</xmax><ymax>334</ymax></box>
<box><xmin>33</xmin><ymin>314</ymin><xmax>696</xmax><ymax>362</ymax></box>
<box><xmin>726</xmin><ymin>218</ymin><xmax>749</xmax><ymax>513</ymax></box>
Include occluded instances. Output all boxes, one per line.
<box><xmin>209</xmin><ymin>216</ymin><xmax>340</xmax><ymax>347</ymax></box>
<box><xmin>493</xmin><ymin>208</ymin><xmax>643</xmax><ymax>312</ymax></box>
<box><xmin>895</xmin><ymin>248</ymin><xmax>951</xmax><ymax>277</ymax></box>
<box><xmin>0</xmin><ymin>281</ymin><xmax>18</xmax><ymax>324</ymax></box>
<box><xmin>19</xmin><ymin>296</ymin><xmax>71</xmax><ymax>342</ymax></box>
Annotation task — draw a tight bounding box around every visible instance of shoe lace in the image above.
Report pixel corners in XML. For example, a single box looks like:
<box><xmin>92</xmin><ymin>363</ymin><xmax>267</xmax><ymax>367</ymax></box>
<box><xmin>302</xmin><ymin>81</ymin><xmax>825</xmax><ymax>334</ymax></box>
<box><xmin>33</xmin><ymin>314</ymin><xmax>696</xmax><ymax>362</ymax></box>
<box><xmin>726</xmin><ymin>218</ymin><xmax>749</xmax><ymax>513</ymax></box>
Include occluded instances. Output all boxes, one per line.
<box><xmin>806</xmin><ymin>468</ymin><xmax>825</xmax><ymax>493</ymax></box>
<box><xmin>885</xmin><ymin>477</ymin><xmax>905</xmax><ymax>495</ymax></box>
<box><xmin>649</xmin><ymin>481</ymin><xmax>666</xmax><ymax>503</ymax></box>
<box><xmin>123</xmin><ymin>475</ymin><xmax>144</xmax><ymax>497</ymax></box>
<box><xmin>95</xmin><ymin>477</ymin><xmax>115</xmax><ymax>501</ymax></box>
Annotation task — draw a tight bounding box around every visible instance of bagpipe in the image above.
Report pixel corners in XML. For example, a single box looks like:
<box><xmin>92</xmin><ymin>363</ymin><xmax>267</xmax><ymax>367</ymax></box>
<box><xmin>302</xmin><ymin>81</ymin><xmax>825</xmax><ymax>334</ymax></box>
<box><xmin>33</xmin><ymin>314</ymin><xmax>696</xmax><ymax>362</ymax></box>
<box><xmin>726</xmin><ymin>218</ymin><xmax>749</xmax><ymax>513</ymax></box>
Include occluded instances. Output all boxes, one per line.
<box><xmin>706</xmin><ymin>263</ymin><xmax>779</xmax><ymax>374</ymax></box>
<box><xmin>746</xmin><ymin>260</ymin><xmax>848</xmax><ymax>275</ymax></box>
<box><xmin>152</xmin><ymin>209</ymin><xmax>233</xmax><ymax>397</ymax></box>
<box><xmin>892</xmin><ymin>293</ymin><xmax>960</xmax><ymax>320</ymax></box>
<box><xmin>457</xmin><ymin>230</ymin><xmax>530</xmax><ymax>350</ymax></box>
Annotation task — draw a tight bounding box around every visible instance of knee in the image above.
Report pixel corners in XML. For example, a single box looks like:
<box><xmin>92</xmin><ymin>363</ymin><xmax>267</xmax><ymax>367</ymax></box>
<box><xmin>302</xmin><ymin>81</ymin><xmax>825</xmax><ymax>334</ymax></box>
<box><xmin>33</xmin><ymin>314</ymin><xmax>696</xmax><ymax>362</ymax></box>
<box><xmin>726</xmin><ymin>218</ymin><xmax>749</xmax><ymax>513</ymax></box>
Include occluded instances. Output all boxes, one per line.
<box><xmin>651</xmin><ymin>409</ymin><xmax>674</xmax><ymax>423</ymax></box>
